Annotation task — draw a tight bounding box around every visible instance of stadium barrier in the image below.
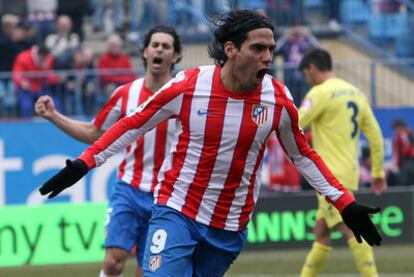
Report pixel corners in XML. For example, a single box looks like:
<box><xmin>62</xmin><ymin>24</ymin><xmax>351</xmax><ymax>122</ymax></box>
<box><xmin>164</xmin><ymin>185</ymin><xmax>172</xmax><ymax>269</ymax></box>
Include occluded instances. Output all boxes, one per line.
<box><xmin>1</xmin><ymin>58</ymin><xmax>414</xmax><ymax>119</ymax></box>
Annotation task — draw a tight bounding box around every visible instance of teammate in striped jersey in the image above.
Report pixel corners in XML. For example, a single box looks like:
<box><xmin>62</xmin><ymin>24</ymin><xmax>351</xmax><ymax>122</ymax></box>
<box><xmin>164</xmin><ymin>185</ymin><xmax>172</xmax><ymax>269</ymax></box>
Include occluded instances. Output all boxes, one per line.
<box><xmin>298</xmin><ymin>49</ymin><xmax>387</xmax><ymax>277</ymax></box>
<box><xmin>39</xmin><ymin>10</ymin><xmax>382</xmax><ymax>276</ymax></box>
<box><xmin>35</xmin><ymin>25</ymin><xmax>182</xmax><ymax>277</ymax></box>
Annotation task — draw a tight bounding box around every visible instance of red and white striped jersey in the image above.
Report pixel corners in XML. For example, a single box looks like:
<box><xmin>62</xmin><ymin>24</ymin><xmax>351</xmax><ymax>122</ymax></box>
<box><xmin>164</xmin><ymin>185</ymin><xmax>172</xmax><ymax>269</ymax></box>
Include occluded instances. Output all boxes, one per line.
<box><xmin>81</xmin><ymin>66</ymin><xmax>355</xmax><ymax>231</ymax></box>
<box><xmin>92</xmin><ymin>78</ymin><xmax>175</xmax><ymax>192</ymax></box>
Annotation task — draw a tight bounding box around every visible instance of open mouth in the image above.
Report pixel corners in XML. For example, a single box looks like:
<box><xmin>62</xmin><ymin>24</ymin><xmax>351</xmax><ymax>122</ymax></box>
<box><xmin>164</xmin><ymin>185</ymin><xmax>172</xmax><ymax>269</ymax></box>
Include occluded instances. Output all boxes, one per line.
<box><xmin>256</xmin><ymin>68</ymin><xmax>269</xmax><ymax>80</ymax></box>
<box><xmin>153</xmin><ymin>57</ymin><xmax>163</xmax><ymax>65</ymax></box>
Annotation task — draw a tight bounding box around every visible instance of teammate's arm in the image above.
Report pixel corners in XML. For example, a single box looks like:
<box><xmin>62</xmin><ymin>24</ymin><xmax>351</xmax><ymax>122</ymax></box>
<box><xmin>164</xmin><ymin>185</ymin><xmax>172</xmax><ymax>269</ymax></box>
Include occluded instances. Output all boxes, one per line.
<box><xmin>35</xmin><ymin>95</ymin><xmax>104</xmax><ymax>144</ymax></box>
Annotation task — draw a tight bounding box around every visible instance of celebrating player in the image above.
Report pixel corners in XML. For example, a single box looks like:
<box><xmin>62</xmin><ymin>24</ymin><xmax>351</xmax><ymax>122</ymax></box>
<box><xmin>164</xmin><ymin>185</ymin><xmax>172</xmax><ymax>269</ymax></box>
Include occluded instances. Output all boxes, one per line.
<box><xmin>298</xmin><ymin>48</ymin><xmax>387</xmax><ymax>277</ymax></box>
<box><xmin>35</xmin><ymin>25</ymin><xmax>182</xmax><ymax>277</ymax></box>
<box><xmin>38</xmin><ymin>10</ymin><xmax>382</xmax><ymax>276</ymax></box>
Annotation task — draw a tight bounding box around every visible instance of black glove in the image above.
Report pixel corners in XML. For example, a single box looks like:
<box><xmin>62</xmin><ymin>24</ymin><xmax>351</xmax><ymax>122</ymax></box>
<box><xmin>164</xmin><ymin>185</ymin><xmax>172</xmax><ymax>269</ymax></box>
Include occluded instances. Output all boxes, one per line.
<box><xmin>341</xmin><ymin>202</ymin><xmax>382</xmax><ymax>246</ymax></box>
<box><xmin>39</xmin><ymin>159</ymin><xmax>88</xmax><ymax>199</ymax></box>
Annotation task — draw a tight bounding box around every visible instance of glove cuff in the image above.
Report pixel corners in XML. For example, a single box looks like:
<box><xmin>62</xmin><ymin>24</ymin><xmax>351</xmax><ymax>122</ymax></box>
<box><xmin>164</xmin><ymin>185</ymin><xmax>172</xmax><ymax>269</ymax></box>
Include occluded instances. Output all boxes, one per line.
<box><xmin>332</xmin><ymin>190</ymin><xmax>355</xmax><ymax>212</ymax></box>
<box><xmin>78</xmin><ymin>151</ymin><xmax>96</xmax><ymax>170</ymax></box>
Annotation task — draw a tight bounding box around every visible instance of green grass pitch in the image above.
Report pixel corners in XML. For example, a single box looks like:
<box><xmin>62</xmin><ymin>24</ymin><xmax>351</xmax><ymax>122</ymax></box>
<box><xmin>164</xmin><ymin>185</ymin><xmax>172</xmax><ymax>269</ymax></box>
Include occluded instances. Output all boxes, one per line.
<box><xmin>2</xmin><ymin>243</ymin><xmax>413</xmax><ymax>276</ymax></box>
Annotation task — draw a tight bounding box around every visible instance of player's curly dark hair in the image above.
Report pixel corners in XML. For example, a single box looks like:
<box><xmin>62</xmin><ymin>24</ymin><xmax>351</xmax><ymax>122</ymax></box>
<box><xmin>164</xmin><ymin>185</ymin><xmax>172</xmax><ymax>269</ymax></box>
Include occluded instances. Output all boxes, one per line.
<box><xmin>298</xmin><ymin>48</ymin><xmax>333</xmax><ymax>72</ymax></box>
<box><xmin>208</xmin><ymin>9</ymin><xmax>274</xmax><ymax>66</ymax></box>
<box><xmin>141</xmin><ymin>25</ymin><xmax>182</xmax><ymax>70</ymax></box>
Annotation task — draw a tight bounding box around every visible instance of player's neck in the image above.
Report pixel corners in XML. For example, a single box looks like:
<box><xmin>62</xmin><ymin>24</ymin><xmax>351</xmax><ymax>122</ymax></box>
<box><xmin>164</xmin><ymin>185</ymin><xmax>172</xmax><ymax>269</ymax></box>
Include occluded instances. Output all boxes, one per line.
<box><xmin>144</xmin><ymin>72</ymin><xmax>173</xmax><ymax>92</ymax></box>
<box><xmin>220</xmin><ymin>63</ymin><xmax>257</xmax><ymax>93</ymax></box>
<box><xmin>317</xmin><ymin>72</ymin><xmax>335</xmax><ymax>85</ymax></box>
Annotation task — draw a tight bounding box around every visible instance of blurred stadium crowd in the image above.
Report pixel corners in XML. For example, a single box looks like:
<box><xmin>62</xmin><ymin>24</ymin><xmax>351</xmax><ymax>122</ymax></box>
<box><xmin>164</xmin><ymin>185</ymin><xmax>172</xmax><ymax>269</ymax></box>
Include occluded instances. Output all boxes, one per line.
<box><xmin>0</xmin><ymin>0</ymin><xmax>413</xmax><ymax>188</ymax></box>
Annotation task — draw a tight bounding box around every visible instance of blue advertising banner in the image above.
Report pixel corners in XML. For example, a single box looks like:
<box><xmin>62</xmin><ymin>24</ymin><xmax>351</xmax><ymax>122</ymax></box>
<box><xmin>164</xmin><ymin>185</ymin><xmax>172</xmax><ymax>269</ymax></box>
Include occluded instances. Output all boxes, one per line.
<box><xmin>0</xmin><ymin>118</ymin><xmax>121</xmax><ymax>206</ymax></box>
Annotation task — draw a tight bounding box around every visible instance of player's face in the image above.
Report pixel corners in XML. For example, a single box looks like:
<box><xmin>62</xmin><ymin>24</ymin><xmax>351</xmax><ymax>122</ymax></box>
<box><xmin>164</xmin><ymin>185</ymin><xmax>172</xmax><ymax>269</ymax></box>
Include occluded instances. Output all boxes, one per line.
<box><xmin>232</xmin><ymin>28</ymin><xmax>275</xmax><ymax>91</ymax></box>
<box><xmin>302</xmin><ymin>66</ymin><xmax>317</xmax><ymax>86</ymax></box>
<box><xmin>144</xmin><ymin>32</ymin><xmax>178</xmax><ymax>76</ymax></box>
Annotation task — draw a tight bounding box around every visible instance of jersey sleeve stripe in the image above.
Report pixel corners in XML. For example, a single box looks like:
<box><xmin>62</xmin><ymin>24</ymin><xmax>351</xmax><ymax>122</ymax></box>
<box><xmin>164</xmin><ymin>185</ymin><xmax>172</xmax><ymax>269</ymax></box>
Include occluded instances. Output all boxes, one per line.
<box><xmin>93</xmin><ymin>83</ymin><xmax>130</xmax><ymax>129</ymax></box>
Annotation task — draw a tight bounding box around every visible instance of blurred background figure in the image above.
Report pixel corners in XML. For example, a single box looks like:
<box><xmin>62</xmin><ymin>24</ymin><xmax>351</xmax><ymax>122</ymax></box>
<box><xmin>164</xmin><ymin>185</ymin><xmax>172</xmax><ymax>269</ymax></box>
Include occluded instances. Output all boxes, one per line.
<box><xmin>392</xmin><ymin>118</ymin><xmax>414</xmax><ymax>186</ymax></box>
<box><xmin>91</xmin><ymin>0</ymin><xmax>125</xmax><ymax>36</ymax></box>
<box><xmin>0</xmin><ymin>14</ymin><xmax>20</xmax><ymax>117</ymax></box>
<box><xmin>26</xmin><ymin>0</ymin><xmax>57</xmax><ymax>42</ymax></box>
<box><xmin>97</xmin><ymin>34</ymin><xmax>135</xmax><ymax>104</ymax></box>
<box><xmin>265</xmin><ymin>134</ymin><xmax>301</xmax><ymax>192</ymax></box>
<box><xmin>276</xmin><ymin>26</ymin><xmax>320</xmax><ymax>107</ymax></box>
<box><xmin>53</xmin><ymin>46</ymin><xmax>95</xmax><ymax>116</ymax></box>
<box><xmin>56</xmin><ymin>0</ymin><xmax>93</xmax><ymax>42</ymax></box>
<box><xmin>45</xmin><ymin>15</ymin><xmax>80</xmax><ymax>57</ymax></box>
<box><xmin>12</xmin><ymin>44</ymin><xmax>57</xmax><ymax>117</ymax></box>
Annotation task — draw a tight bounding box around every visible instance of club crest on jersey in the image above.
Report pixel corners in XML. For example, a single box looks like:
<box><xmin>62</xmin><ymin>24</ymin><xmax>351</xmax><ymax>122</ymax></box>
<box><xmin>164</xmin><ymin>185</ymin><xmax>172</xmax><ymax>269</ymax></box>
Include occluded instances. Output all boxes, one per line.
<box><xmin>252</xmin><ymin>104</ymin><xmax>268</xmax><ymax>126</ymax></box>
<box><xmin>149</xmin><ymin>255</ymin><xmax>162</xmax><ymax>271</ymax></box>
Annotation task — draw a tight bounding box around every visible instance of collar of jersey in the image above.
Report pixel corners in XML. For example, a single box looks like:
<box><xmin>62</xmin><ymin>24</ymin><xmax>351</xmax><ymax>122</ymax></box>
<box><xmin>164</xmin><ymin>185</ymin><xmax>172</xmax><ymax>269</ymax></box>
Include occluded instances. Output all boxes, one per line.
<box><xmin>214</xmin><ymin>66</ymin><xmax>262</xmax><ymax>100</ymax></box>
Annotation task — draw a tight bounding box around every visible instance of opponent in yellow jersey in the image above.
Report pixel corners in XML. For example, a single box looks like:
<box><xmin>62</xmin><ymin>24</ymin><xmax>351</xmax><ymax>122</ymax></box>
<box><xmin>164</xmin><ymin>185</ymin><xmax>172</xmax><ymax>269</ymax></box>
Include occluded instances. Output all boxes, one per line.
<box><xmin>297</xmin><ymin>49</ymin><xmax>387</xmax><ymax>277</ymax></box>
<box><xmin>299</xmin><ymin>78</ymin><xmax>384</xmax><ymax>191</ymax></box>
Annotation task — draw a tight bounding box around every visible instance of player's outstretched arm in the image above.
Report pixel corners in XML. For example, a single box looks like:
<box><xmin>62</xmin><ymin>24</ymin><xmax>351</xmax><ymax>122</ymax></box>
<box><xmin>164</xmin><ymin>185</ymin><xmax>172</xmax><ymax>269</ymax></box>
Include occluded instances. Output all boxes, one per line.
<box><xmin>39</xmin><ymin>159</ymin><xmax>88</xmax><ymax>199</ymax></box>
<box><xmin>35</xmin><ymin>95</ymin><xmax>104</xmax><ymax>144</ymax></box>
<box><xmin>341</xmin><ymin>202</ymin><xmax>382</xmax><ymax>246</ymax></box>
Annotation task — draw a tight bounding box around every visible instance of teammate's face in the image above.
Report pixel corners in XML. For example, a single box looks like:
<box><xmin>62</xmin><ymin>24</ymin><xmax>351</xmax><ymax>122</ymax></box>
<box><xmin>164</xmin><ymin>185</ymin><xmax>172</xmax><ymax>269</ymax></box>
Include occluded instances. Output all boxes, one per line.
<box><xmin>144</xmin><ymin>32</ymin><xmax>178</xmax><ymax>76</ymax></box>
<box><xmin>230</xmin><ymin>28</ymin><xmax>275</xmax><ymax>91</ymax></box>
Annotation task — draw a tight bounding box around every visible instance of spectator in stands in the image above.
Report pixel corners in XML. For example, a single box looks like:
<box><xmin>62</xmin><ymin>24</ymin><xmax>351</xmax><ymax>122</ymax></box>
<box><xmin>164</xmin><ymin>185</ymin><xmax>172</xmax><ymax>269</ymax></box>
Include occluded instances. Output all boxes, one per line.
<box><xmin>276</xmin><ymin>26</ymin><xmax>320</xmax><ymax>107</ymax></box>
<box><xmin>127</xmin><ymin>0</ymin><xmax>140</xmax><ymax>42</ymax></box>
<box><xmin>12</xmin><ymin>44</ymin><xmax>57</xmax><ymax>117</ymax></box>
<box><xmin>392</xmin><ymin>118</ymin><xmax>414</xmax><ymax>186</ymax></box>
<box><xmin>0</xmin><ymin>15</ymin><xmax>34</xmax><ymax>116</ymax></box>
<box><xmin>372</xmin><ymin>0</ymin><xmax>403</xmax><ymax>14</ymax></box>
<box><xmin>57</xmin><ymin>0</ymin><xmax>93</xmax><ymax>41</ymax></box>
<box><xmin>53</xmin><ymin>46</ymin><xmax>95</xmax><ymax>115</ymax></box>
<box><xmin>359</xmin><ymin>146</ymin><xmax>372</xmax><ymax>188</ymax></box>
<box><xmin>327</xmin><ymin>0</ymin><xmax>341</xmax><ymax>30</ymax></box>
<box><xmin>45</xmin><ymin>15</ymin><xmax>80</xmax><ymax>57</ymax></box>
<box><xmin>91</xmin><ymin>0</ymin><xmax>125</xmax><ymax>36</ymax></box>
<box><xmin>97</xmin><ymin>34</ymin><xmax>135</xmax><ymax>103</ymax></box>
<box><xmin>0</xmin><ymin>14</ymin><xmax>20</xmax><ymax>116</ymax></box>
<box><xmin>0</xmin><ymin>0</ymin><xmax>27</xmax><ymax>17</ymax></box>
<box><xmin>26</xmin><ymin>0</ymin><xmax>57</xmax><ymax>42</ymax></box>
<box><xmin>267</xmin><ymin>0</ymin><xmax>304</xmax><ymax>27</ymax></box>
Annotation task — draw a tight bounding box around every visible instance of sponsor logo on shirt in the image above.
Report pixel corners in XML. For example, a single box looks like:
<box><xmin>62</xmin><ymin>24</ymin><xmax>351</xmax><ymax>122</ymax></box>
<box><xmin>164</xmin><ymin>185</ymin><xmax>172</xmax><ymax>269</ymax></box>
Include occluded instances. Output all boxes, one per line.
<box><xmin>252</xmin><ymin>104</ymin><xmax>268</xmax><ymax>126</ymax></box>
<box><xmin>197</xmin><ymin>109</ymin><xmax>211</xmax><ymax>116</ymax></box>
<box><xmin>149</xmin><ymin>255</ymin><xmax>162</xmax><ymax>271</ymax></box>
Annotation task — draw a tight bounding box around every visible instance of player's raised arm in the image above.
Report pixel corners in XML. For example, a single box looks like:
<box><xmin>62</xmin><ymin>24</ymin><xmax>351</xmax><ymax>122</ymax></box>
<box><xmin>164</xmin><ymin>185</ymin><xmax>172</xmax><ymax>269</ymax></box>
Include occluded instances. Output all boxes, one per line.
<box><xmin>35</xmin><ymin>95</ymin><xmax>105</xmax><ymax>144</ymax></box>
<box><xmin>38</xmin><ymin>71</ymin><xmax>188</xmax><ymax>199</ymax></box>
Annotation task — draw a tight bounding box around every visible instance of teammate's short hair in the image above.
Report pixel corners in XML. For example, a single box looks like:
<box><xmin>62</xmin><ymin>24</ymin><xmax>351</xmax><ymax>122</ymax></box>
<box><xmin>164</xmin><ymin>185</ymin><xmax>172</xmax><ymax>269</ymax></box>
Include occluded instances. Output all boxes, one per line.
<box><xmin>208</xmin><ymin>9</ymin><xmax>274</xmax><ymax>66</ymax></box>
<box><xmin>141</xmin><ymin>25</ymin><xmax>182</xmax><ymax>70</ymax></box>
<box><xmin>298</xmin><ymin>48</ymin><xmax>332</xmax><ymax>72</ymax></box>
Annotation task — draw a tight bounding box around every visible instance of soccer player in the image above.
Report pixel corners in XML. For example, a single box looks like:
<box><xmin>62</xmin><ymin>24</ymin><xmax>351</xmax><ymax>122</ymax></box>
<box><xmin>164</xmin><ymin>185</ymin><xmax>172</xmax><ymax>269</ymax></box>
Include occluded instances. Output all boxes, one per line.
<box><xmin>297</xmin><ymin>48</ymin><xmax>387</xmax><ymax>277</ymax></box>
<box><xmin>38</xmin><ymin>10</ymin><xmax>382</xmax><ymax>276</ymax></box>
<box><xmin>34</xmin><ymin>25</ymin><xmax>182</xmax><ymax>277</ymax></box>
